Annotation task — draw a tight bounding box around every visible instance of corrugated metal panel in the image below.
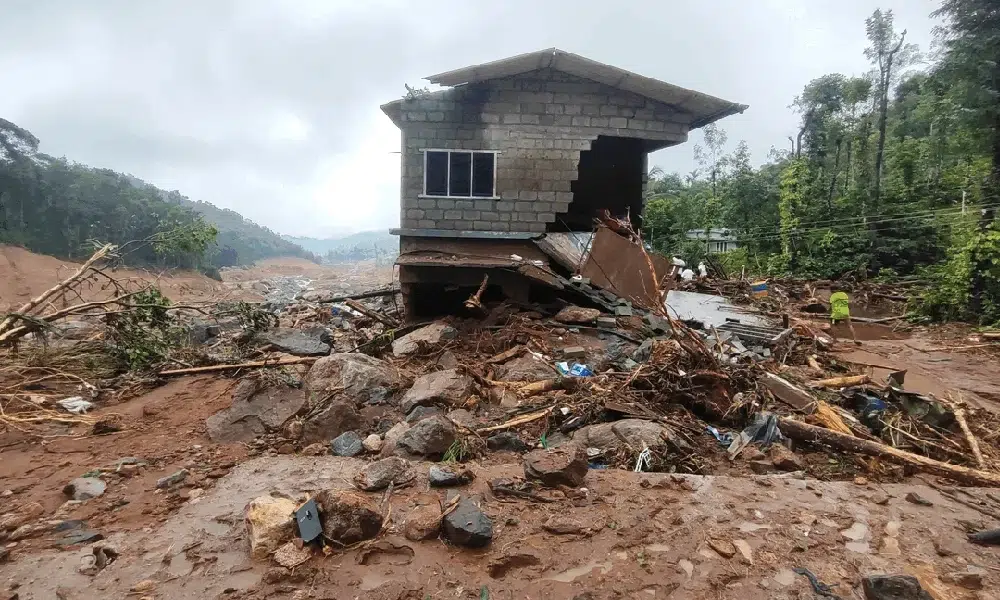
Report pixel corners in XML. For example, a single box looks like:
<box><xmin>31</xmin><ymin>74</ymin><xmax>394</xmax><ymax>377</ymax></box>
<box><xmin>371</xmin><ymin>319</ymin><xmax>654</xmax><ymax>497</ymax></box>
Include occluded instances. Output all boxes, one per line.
<box><xmin>425</xmin><ymin>48</ymin><xmax>747</xmax><ymax>129</ymax></box>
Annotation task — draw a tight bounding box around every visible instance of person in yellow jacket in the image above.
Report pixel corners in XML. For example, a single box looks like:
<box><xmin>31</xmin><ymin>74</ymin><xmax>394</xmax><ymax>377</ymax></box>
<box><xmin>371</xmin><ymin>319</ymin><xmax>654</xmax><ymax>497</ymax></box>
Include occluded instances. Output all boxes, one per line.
<box><xmin>830</xmin><ymin>291</ymin><xmax>859</xmax><ymax>344</ymax></box>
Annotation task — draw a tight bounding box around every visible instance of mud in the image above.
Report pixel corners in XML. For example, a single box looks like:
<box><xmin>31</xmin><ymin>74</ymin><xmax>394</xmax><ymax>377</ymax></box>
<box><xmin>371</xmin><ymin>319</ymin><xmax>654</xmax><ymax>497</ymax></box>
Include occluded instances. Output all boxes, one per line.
<box><xmin>3</xmin><ymin>456</ymin><xmax>999</xmax><ymax>599</ymax></box>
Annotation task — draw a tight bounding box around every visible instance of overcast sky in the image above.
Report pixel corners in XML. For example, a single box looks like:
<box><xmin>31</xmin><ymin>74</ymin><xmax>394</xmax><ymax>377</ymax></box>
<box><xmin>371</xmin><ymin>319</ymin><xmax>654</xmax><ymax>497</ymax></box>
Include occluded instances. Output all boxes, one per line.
<box><xmin>0</xmin><ymin>0</ymin><xmax>939</xmax><ymax>238</ymax></box>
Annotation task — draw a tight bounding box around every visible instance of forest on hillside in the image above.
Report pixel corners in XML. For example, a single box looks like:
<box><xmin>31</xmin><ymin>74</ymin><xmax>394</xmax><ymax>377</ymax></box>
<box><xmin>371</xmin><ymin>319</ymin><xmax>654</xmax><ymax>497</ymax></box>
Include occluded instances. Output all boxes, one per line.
<box><xmin>0</xmin><ymin>119</ymin><xmax>316</xmax><ymax>275</ymax></box>
<box><xmin>643</xmin><ymin>1</ymin><xmax>1000</xmax><ymax>324</ymax></box>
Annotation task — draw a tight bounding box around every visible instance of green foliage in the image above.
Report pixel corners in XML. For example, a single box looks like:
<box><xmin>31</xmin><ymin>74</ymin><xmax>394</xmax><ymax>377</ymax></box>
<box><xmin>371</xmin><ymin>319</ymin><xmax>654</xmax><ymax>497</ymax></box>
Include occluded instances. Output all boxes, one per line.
<box><xmin>918</xmin><ymin>220</ymin><xmax>1000</xmax><ymax>325</ymax></box>
<box><xmin>103</xmin><ymin>288</ymin><xmax>179</xmax><ymax>370</ymax></box>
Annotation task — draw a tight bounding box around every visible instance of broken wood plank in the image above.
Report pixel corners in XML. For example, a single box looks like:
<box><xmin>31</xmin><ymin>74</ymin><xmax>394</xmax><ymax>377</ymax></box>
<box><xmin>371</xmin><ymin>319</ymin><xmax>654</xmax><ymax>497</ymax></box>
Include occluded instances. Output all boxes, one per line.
<box><xmin>476</xmin><ymin>406</ymin><xmax>553</xmax><ymax>434</ymax></box>
<box><xmin>485</xmin><ymin>344</ymin><xmax>526</xmax><ymax>365</ymax></box>
<box><xmin>947</xmin><ymin>394</ymin><xmax>986</xmax><ymax>470</ymax></box>
<box><xmin>806</xmin><ymin>355</ymin><xmax>824</xmax><ymax>374</ymax></box>
<box><xmin>809</xmin><ymin>374</ymin><xmax>871</xmax><ymax>389</ymax></box>
<box><xmin>344</xmin><ymin>298</ymin><xmax>399</xmax><ymax>328</ymax></box>
<box><xmin>316</xmin><ymin>288</ymin><xmax>399</xmax><ymax>303</ymax></box>
<box><xmin>762</xmin><ymin>373</ymin><xmax>816</xmax><ymax>413</ymax></box>
<box><xmin>158</xmin><ymin>357</ymin><xmax>318</xmax><ymax>376</ymax></box>
<box><xmin>812</xmin><ymin>401</ymin><xmax>854</xmax><ymax>436</ymax></box>
<box><xmin>778</xmin><ymin>417</ymin><xmax>1000</xmax><ymax>488</ymax></box>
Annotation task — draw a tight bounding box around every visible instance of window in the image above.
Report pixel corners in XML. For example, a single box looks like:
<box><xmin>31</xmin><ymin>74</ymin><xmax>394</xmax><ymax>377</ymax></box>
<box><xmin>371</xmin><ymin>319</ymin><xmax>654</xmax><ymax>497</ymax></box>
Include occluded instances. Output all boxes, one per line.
<box><xmin>423</xmin><ymin>150</ymin><xmax>497</xmax><ymax>198</ymax></box>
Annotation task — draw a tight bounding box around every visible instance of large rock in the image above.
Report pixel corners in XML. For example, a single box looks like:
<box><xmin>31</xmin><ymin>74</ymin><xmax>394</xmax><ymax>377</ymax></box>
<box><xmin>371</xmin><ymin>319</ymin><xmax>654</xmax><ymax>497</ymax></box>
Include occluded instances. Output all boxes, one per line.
<box><xmin>487</xmin><ymin>432</ymin><xmax>530</xmax><ymax>453</ymax></box>
<box><xmin>260</xmin><ymin>327</ymin><xmax>330</xmax><ymax>356</ymax></box>
<box><xmin>353</xmin><ymin>457</ymin><xmax>415</xmax><ymax>491</ymax></box>
<box><xmin>245</xmin><ymin>496</ymin><xmax>297</xmax><ymax>560</ymax></box>
<box><xmin>305</xmin><ymin>353</ymin><xmax>399</xmax><ymax>405</ymax></box>
<box><xmin>524</xmin><ymin>444</ymin><xmax>588</xmax><ymax>487</ymax></box>
<box><xmin>404</xmin><ymin>405</ymin><xmax>445</xmax><ymax>424</ymax></box>
<box><xmin>391</xmin><ymin>322</ymin><xmax>457</xmax><ymax>357</ymax></box>
<box><xmin>302</xmin><ymin>401</ymin><xmax>362</xmax><ymax>444</ymax></box>
<box><xmin>207</xmin><ymin>381</ymin><xmax>308</xmax><ymax>443</ymax></box>
<box><xmin>572</xmin><ymin>419</ymin><xmax>670</xmax><ymax>451</ymax></box>
<box><xmin>63</xmin><ymin>477</ymin><xmax>106</xmax><ymax>501</ymax></box>
<box><xmin>397</xmin><ymin>416</ymin><xmax>457</xmax><ymax>457</ymax></box>
<box><xmin>314</xmin><ymin>489</ymin><xmax>382</xmax><ymax>544</ymax></box>
<box><xmin>442</xmin><ymin>497</ymin><xmax>493</xmax><ymax>548</ymax></box>
<box><xmin>379</xmin><ymin>422</ymin><xmax>411</xmax><ymax>457</ymax></box>
<box><xmin>497</xmin><ymin>355</ymin><xmax>553</xmax><ymax>383</ymax></box>
<box><xmin>429</xmin><ymin>465</ymin><xmax>474</xmax><ymax>487</ymax></box>
<box><xmin>330</xmin><ymin>431</ymin><xmax>363</xmax><ymax>457</ymax></box>
<box><xmin>862</xmin><ymin>575</ymin><xmax>933</xmax><ymax>600</ymax></box>
<box><xmin>554</xmin><ymin>305</ymin><xmax>601</xmax><ymax>324</ymax></box>
<box><xmin>399</xmin><ymin>369</ymin><xmax>472</xmax><ymax>415</ymax></box>
<box><xmin>404</xmin><ymin>494</ymin><xmax>442</xmax><ymax>541</ymax></box>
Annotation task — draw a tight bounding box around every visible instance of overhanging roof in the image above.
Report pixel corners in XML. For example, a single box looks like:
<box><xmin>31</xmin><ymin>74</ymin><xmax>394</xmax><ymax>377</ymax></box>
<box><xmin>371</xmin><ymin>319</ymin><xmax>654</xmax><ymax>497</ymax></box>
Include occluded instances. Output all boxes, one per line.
<box><xmin>425</xmin><ymin>48</ymin><xmax>747</xmax><ymax>129</ymax></box>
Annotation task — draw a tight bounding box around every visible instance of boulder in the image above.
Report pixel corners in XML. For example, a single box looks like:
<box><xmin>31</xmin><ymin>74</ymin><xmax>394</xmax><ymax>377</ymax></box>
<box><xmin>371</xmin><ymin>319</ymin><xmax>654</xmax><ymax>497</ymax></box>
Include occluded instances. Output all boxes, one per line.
<box><xmin>305</xmin><ymin>353</ymin><xmax>400</xmax><ymax>405</ymax></box>
<box><xmin>362</xmin><ymin>434</ymin><xmax>383</xmax><ymax>453</ymax></box>
<box><xmin>429</xmin><ymin>465</ymin><xmax>475</xmax><ymax>487</ymax></box>
<box><xmin>399</xmin><ymin>369</ymin><xmax>472</xmax><ymax>415</ymax></box>
<box><xmin>354</xmin><ymin>457</ymin><xmax>415</xmax><ymax>492</ymax></box>
<box><xmin>554</xmin><ymin>306</ymin><xmax>601</xmax><ymax>324</ymax></box>
<box><xmin>245</xmin><ymin>496</ymin><xmax>297</xmax><ymax>560</ymax></box>
<box><xmin>442</xmin><ymin>497</ymin><xmax>493</xmax><ymax>548</ymax></box>
<box><xmin>572</xmin><ymin>419</ymin><xmax>670</xmax><ymax>451</ymax></box>
<box><xmin>523</xmin><ymin>444</ymin><xmax>588</xmax><ymax>487</ymax></box>
<box><xmin>404</xmin><ymin>405</ymin><xmax>445</xmax><ymax>423</ymax></box>
<box><xmin>206</xmin><ymin>381</ymin><xmax>308</xmax><ymax>443</ymax></box>
<box><xmin>330</xmin><ymin>431</ymin><xmax>363</xmax><ymax>457</ymax></box>
<box><xmin>391</xmin><ymin>321</ymin><xmax>457</xmax><ymax>357</ymax></box>
<box><xmin>404</xmin><ymin>495</ymin><xmax>442</xmax><ymax>541</ymax></box>
<box><xmin>314</xmin><ymin>489</ymin><xmax>382</xmax><ymax>545</ymax></box>
<box><xmin>379</xmin><ymin>422</ymin><xmax>411</xmax><ymax>457</ymax></box>
<box><xmin>187</xmin><ymin>322</ymin><xmax>221</xmax><ymax>345</ymax></box>
<box><xmin>768</xmin><ymin>445</ymin><xmax>805</xmax><ymax>472</ymax></box>
<box><xmin>497</xmin><ymin>355</ymin><xmax>555</xmax><ymax>383</ymax></box>
<box><xmin>260</xmin><ymin>327</ymin><xmax>330</xmax><ymax>356</ymax></box>
<box><xmin>397</xmin><ymin>416</ymin><xmax>457</xmax><ymax>457</ymax></box>
<box><xmin>302</xmin><ymin>401</ymin><xmax>362</xmax><ymax>444</ymax></box>
<box><xmin>446</xmin><ymin>409</ymin><xmax>476</xmax><ymax>429</ymax></box>
<box><xmin>486</xmin><ymin>432</ymin><xmax>530</xmax><ymax>453</ymax></box>
<box><xmin>862</xmin><ymin>575</ymin><xmax>933</xmax><ymax>600</ymax></box>
<box><xmin>63</xmin><ymin>477</ymin><xmax>106</xmax><ymax>501</ymax></box>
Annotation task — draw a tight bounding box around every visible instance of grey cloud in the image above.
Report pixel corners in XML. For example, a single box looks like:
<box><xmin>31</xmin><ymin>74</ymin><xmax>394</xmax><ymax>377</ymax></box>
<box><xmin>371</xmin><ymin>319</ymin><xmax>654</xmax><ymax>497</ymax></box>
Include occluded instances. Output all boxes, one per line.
<box><xmin>0</xmin><ymin>0</ymin><xmax>939</xmax><ymax>236</ymax></box>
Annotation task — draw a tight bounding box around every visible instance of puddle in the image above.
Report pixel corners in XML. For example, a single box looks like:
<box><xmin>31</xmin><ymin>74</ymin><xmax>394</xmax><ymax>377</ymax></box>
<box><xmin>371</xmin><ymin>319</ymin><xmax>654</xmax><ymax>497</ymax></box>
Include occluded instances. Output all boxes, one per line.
<box><xmin>543</xmin><ymin>559</ymin><xmax>613</xmax><ymax>583</ymax></box>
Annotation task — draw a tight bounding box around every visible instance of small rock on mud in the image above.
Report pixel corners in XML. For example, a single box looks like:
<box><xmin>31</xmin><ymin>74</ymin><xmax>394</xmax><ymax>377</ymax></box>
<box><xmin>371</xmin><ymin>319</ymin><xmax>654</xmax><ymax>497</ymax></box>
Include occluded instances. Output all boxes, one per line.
<box><xmin>404</xmin><ymin>495</ymin><xmax>442</xmax><ymax>541</ymax></box>
<box><xmin>429</xmin><ymin>465</ymin><xmax>475</xmax><ymax>487</ymax></box>
<box><xmin>156</xmin><ymin>469</ymin><xmax>189</xmax><ymax>489</ymax></box>
<box><xmin>353</xmin><ymin>457</ymin><xmax>415</xmax><ymax>491</ymax></box>
<box><xmin>442</xmin><ymin>497</ymin><xmax>493</xmax><ymax>548</ymax></box>
<box><xmin>524</xmin><ymin>444</ymin><xmax>588</xmax><ymax>487</ymax></box>
<box><xmin>768</xmin><ymin>445</ymin><xmax>805</xmax><ymax>472</ymax></box>
<box><xmin>362</xmin><ymin>434</ymin><xmax>383</xmax><ymax>453</ymax></box>
<box><xmin>905</xmin><ymin>491</ymin><xmax>933</xmax><ymax>506</ymax></box>
<box><xmin>314</xmin><ymin>489</ymin><xmax>383</xmax><ymax>544</ymax></box>
<box><xmin>330</xmin><ymin>431</ymin><xmax>363</xmax><ymax>457</ymax></box>
<box><xmin>487</xmin><ymin>432</ymin><xmax>530</xmax><ymax>453</ymax></box>
<box><xmin>63</xmin><ymin>477</ymin><xmax>106</xmax><ymax>501</ymax></box>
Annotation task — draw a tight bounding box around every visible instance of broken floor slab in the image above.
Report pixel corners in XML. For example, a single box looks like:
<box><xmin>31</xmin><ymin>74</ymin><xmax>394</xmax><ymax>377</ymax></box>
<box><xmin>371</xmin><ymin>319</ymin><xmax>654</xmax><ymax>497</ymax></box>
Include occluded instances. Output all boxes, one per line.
<box><xmin>666</xmin><ymin>289</ymin><xmax>771</xmax><ymax>329</ymax></box>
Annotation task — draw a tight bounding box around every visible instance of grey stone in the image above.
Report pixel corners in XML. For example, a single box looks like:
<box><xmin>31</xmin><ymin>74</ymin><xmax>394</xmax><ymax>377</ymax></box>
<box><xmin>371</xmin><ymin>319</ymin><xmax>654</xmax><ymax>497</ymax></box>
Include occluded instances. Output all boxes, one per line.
<box><xmin>330</xmin><ymin>431</ymin><xmax>363</xmax><ymax>457</ymax></box>
<box><xmin>862</xmin><ymin>575</ymin><xmax>933</xmax><ymax>600</ymax></box>
<box><xmin>487</xmin><ymin>432</ymin><xmax>530</xmax><ymax>453</ymax></box>
<box><xmin>442</xmin><ymin>497</ymin><xmax>493</xmax><ymax>548</ymax></box>
<box><xmin>905</xmin><ymin>491</ymin><xmax>933</xmax><ymax>506</ymax></box>
<box><xmin>397</xmin><ymin>415</ymin><xmax>457</xmax><ymax>457</ymax></box>
<box><xmin>429</xmin><ymin>465</ymin><xmax>475</xmax><ymax>487</ymax></box>
<box><xmin>391</xmin><ymin>321</ymin><xmax>457</xmax><ymax>357</ymax></box>
<box><xmin>497</xmin><ymin>355</ymin><xmax>554</xmax><ymax>382</ymax></box>
<box><xmin>378</xmin><ymin>422</ymin><xmax>411</xmax><ymax>457</ymax></box>
<box><xmin>561</xmin><ymin>346</ymin><xmax>586</xmax><ymax>359</ymax></box>
<box><xmin>156</xmin><ymin>469</ymin><xmax>189</xmax><ymax>489</ymax></box>
<box><xmin>643</xmin><ymin>313</ymin><xmax>671</xmax><ymax>334</ymax></box>
<box><xmin>573</xmin><ymin>420</ymin><xmax>672</xmax><ymax>451</ymax></box>
<box><xmin>615</xmin><ymin>305</ymin><xmax>633</xmax><ymax>316</ymax></box>
<box><xmin>446</xmin><ymin>408</ymin><xmax>475</xmax><ymax>429</ymax></box>
<box><xmin>206</xmin><ymin>381</ymin><xmax>308</xmax><ymax>443</ymax></box>
<box><xmin>524</xmin><ymin>444</ymin><xmax>588</xmax><ymax>487</ymax></box>
<box><xmin>63</xmin><ymin>477</ymin><xmax>106</xmax><ymax>501</ymax></box>
<box><xmin>305</xmin><ymin>353</ymin><xmax>400</xmax><ymax>405</ymax></box>
<box><xmin>399</xmin><ymin>369</ymin><xmax>473</xmax><ymax>414</ymax></box>
<box><xmin>302</xmin><ymin>400</ymin><xmax>362</xmax><ymax>444</ymax></box>
<box><xmin>596</xmin><ymin>316</ymin><xmax>618</xmax><ymax>329</ymax></box>
<box><xmin>188</xmin><ymin>322</ymin><xmax>221</xmax><ymax>345</ymax></box>
<box><xmin>353</xmin><ymin>457</ymin><xmax>415</xmax><ymax>491</ymax></box>
<box><xmin>260</xmin><ymin>327</ymin><xmax>330</xmax><ymax>356</ymax></box>
<box><xmin>405</xmin><ymin>405</ymin><xmax>445</xmax><ymax>423</ymax></box>
<box><xmin>632</xmin><ymin>339</ymin><xmax>654</xmax><ymax>363</ymax></box>
<box><xmin>298</xmin><ymin>290</ymin><xmax>337</xmax><ymax>303</ymax></box>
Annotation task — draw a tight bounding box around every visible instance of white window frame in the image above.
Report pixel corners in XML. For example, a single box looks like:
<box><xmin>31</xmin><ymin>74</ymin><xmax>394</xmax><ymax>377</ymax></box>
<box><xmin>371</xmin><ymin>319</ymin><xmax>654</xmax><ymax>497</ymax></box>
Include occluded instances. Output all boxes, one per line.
<box><xmin>419</xmin><ymin>149</ymin><xmax>500</xmax><ymax>200</ymax></box>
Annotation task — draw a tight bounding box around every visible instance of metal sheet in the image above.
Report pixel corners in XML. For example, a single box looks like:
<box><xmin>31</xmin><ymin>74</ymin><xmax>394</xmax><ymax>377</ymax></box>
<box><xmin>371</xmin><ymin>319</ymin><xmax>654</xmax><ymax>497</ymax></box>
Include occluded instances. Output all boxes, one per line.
<box><xmin>534</xmin><ymin>231</ymin><xmax>593</xmax><ymax>273</ymax></box>
<box><xmin>665</xmin><ymin>290</ymin><xmax>771</xmax><ymax>329</ymax></box>
<box><xmin>580</xmin><ymin>227</ymin><xmax>672</xmax><ymax>310</ymax></box>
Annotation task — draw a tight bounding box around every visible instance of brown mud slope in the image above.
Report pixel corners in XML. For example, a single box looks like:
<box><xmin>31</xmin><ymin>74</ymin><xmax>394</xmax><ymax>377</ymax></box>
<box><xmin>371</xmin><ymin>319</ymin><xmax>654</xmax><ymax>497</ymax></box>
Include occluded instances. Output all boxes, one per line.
<box><xmin>4</xmin><ymin>456</ymin><xmax>998</xmax><ymax>599</ymax></box>
<box><xmin>0</xmin><ymin>244</ymin><xmax>235</xmax><ymax>310</ymax></box>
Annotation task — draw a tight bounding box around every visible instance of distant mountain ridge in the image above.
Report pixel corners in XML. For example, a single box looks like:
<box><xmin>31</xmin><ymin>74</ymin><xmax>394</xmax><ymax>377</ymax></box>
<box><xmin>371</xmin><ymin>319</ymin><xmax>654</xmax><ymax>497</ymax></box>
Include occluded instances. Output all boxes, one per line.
<box><xmin>282</xmin><ymin>230</ymin><xmax>397</xmax><ymax>256</ymax></box>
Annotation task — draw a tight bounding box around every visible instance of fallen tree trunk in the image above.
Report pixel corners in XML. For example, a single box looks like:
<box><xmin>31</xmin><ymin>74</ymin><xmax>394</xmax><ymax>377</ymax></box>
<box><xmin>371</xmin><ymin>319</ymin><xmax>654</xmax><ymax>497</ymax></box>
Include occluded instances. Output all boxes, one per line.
<box><xmin>158</xmin><ymin>357</ymin><xmax>319</xmax><ymax>376</ymax></box>
<box><xmin>779</xmin><ymin>417</ymin><xmax>1000</xmax><ymax>487</ymax></box>
<box><xmin>344</xmin><ymin>299</ymin><xmax>398</xmax><ymax>328</ymax></box>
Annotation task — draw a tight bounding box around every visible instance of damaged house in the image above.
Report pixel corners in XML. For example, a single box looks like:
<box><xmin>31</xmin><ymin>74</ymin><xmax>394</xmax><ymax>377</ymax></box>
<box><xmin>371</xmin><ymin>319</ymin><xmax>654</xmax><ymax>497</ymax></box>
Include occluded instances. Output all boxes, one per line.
<box><xmin>382</xmin><ymin>48</ymin><xmax>746</xmax><ymax>318</ymax></box>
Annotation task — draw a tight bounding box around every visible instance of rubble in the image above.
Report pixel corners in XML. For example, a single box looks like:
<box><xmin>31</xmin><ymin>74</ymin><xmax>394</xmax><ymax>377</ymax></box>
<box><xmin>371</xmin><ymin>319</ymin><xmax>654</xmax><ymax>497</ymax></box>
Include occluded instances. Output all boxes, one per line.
<box><xmin>245</xmin><ymin>495</ymin><xmax>297</xmax><ymax>560</ymax></box>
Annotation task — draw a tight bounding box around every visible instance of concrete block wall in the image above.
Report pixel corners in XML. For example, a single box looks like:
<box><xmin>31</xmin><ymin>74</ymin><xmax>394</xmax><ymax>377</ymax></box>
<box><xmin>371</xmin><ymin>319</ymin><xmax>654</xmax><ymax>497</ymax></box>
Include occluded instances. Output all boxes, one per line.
<box><xmin>395</xmin><ymin>68</ymin><xmax>691</xmax><ymax>233</ymax></box>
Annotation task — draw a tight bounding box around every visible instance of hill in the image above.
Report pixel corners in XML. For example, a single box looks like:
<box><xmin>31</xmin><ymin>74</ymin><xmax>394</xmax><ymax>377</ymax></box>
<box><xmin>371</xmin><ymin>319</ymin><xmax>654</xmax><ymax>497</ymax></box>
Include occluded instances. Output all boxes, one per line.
<box><xmin>284</xmin><ymin>230</ymin><xmax>397</xmax><ymax>262</ymax></box>
<box><xmin>0</xmin><ymin>117</ymin><xmax>316</xmax><ymax>271</ymax></box>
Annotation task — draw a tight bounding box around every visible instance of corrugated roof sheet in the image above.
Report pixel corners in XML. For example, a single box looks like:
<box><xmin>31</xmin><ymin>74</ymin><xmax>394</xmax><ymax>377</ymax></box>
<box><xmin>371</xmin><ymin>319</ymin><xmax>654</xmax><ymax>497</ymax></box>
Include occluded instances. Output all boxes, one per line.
<box><xmin>425</xmin><ymin>48</ymin><xmax>747</xmax><ymax>128</ymax></box>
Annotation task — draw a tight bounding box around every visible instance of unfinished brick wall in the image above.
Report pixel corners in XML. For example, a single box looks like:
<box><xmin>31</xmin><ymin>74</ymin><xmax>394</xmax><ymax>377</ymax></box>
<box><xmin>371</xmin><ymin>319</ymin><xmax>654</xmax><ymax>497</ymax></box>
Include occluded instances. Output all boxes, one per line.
<box><xmin>392</xmin><ymin>68</ymin><xmax>691</xmax><ymax>233</ymax></box>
